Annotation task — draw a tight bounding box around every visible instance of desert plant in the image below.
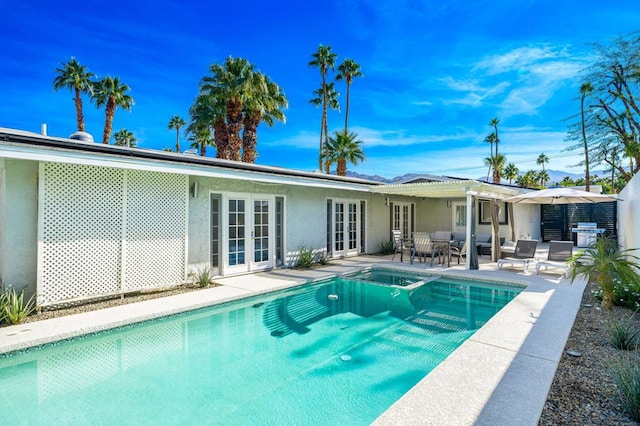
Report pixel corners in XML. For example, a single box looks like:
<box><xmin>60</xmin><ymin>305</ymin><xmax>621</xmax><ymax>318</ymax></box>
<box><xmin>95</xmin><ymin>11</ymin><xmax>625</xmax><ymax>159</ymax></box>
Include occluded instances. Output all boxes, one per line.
<box><xmin>316</xmin><ymin>251</ymin><xmax>329</xmax><ymax>265</ymax></box>
<box><xmin>188</xmin><ymin>267</ymin><xmax>215</xmax><ymax>288</ymax></box>
<box><xmin>611</xmin><ymin>353</ymin><xmax>640</xmax><ymax>421</ymax></box>
<box><xmin>377</xmin><ymin>239</ymin><xmax>396</xmax><ymax>255</ymax></box>
<box><xmin>570</xmin><ymin>236</ymin><xmax>640</xmax><ymax>310</ymax></box>
<box><xmin>2</xmin><ymin>287</ymin><xmax>36</xmax><ymax>325</ymax></box>
<box><xmin>610</xmin><ymin>310</ymin><xmax>640</xmax><ymax>350</ymax></box>
<box><xmin>298</xmin><ymin>246</ymin><xmax>314</xmax><ymax>269</ymax></box>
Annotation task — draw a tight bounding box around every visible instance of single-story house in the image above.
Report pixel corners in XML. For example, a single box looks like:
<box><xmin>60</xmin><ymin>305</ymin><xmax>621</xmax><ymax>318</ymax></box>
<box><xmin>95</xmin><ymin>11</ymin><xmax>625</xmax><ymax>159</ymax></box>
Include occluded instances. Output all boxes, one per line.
<box><xmin>0</xmin><ymin>127</ymin><xmax>537</xmax><ymax>307</ymax></box>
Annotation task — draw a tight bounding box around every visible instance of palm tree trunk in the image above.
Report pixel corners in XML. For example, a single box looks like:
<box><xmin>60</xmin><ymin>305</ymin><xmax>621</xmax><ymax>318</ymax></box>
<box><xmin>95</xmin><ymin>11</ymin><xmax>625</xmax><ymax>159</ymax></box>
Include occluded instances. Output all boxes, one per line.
<box><xmin>213</xmin><ymin>117</ymin><xmax>228</xmax><ymax>159</ymax></box>
<box><xmin>344</xmin><ymin>82</ymin><xmax>351</xmax><ymax>131</ymax></box>
<box><xmin>321</xmin><ymin>75</ymin><xmax>329</xmax><ymax>174</ymax></box>
<box><xmin>581</xmin><ymin>95</ymin><xmax>591</xmax><ymax>191</ymax></box>
<box><xmin>175</xmin><ymin>129</ymin><xmax>181</xmax><ymax>153</ymax></box>
<box><xmin>74</xmin><ymin>87</ymin><xmax>85</xmax><ymax>132</ymax></box>
<box><xmin>337</xmin><ymin>159</ymin><xmax>347</xmax><ymax>176</ymax></box>
<box><xmin>200</xmin><ymin>141</ymin><xmax>206</xmax><ymax>156</ymax></box>
<box><xmin>242</xmin><ymin>111</ymin><xmax>260</xmax><ymax>163</ymax></box>
<box><xmin>226</xmin><ymin>98</ymin><xmax>243</xmax><ymax>161</ymax></box>
<box><xmin>102</xmin><ymin>98</ymin><xmax>115</xmax><ymax>144</ymax></box>
<box><xmin>318</xmin><ymin>117</ymin><xmax>324</xmax><ymax>171</ymax></box>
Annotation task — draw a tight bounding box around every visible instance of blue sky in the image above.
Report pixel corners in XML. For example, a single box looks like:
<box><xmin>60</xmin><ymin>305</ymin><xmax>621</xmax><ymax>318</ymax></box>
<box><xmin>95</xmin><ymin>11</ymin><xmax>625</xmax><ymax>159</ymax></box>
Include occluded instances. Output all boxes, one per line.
<box><xmin>1</xmin><ymin>1</ymin><xmax>638</xmax><ymax>179</ymax></box>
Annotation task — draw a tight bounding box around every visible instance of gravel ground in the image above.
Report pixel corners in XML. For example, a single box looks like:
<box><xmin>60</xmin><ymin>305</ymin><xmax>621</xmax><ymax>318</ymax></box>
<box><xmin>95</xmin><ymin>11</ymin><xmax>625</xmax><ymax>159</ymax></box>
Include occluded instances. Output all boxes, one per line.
<box><xmin>539</xmin><ymin>281</ymin><xmax>639</xmax><ymax>425</ymax></box>
<box><xmin>4</xmin><ymin>280</ymin><xmax>639</xmax><ymax>424</ymax></box>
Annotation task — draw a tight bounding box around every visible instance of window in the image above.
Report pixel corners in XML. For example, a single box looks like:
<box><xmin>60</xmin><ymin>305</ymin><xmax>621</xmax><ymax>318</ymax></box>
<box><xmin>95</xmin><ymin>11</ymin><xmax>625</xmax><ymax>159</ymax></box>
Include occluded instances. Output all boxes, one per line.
<box><xmin>478</xmin><ymin>199</ymin><xmax>508</xmax><ymax>225</ymax></box>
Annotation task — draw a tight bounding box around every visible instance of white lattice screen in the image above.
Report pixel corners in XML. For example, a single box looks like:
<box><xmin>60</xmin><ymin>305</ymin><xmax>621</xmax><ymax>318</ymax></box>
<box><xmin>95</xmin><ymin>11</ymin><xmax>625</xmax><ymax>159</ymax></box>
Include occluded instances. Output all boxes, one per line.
<box><xmin>39</xmin><ymin>163</ymin><xmax>187</xmax><ymax>305</ymax></box>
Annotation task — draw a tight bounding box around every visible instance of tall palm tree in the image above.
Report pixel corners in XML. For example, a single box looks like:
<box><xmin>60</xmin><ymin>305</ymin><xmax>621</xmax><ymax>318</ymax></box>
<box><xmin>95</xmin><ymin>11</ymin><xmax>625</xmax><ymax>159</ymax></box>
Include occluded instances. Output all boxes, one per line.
<box><xmin>168</xmin><ymin>115</ymin><xmax>186</xmax><ymax>153</ymax></box>
<box><xmin>309</xmin><ymin>45</ymin><xmax>338</xmax><ymax>172</ymax></box>
<box><xmin>113</xmin><ymin>129</ymin><xmax>136</xmax><ymax>147</ymax></box>
<box><xmin>538</xmin><ymin>170</ymin><xmax>550</xmax><ymax>188</ymax></box>
<box><xmin>503</xmin><ymin>163</ymin><xmax>519</xmax><ymax>184</ymax></box>
<box><xmin>580</xmin><ymin>82</ymin><xmax>594</xmax><ymax>191</ymax></box>
<box><xmin>189</xmin><ymin>93</ymin><xmax>228</xmax><ymax>159</ymax></box>
<box><xmin>203</xmin><ymin>57</ymin><xmax>254</xmax><ymax>161</ymax></box>
<box><xmin>484</xmin><ymin>132</ymin><xmax>496</xmax><ymax>181</ymax></box>
<box><xmin>537</xmin><ymin>152</ymin><xmax>549</xmax><ymax>172</ymax></box>
<box><xmin>92</xmin><ymin>76</ymin><xmax>134</xmax><ymax>144</ymax></box>
<box><xmin>242</xmin><ymin>73</ymin><xmax>288</xmax><ymax>163</ymax></box>
<box><xmin>325</xmin><ymin>130</ymin><xmax>365</xmax><ymax>176</ymax></box>
<box><xmin>53</xmin><ymin>57</ymin><xmax>95</xmax><ymax>132</ymax></box>
<box><xmin>310</xmin><ymin>83</ymin><xmax>340</xmax><ymax>173</ymax></box>
<box><xmin>335</xmin><ymin>58</ymin><xmax>363</xmax><ymax>131</ymax></box>
<box><xmin>489</xmin><ymin>118</ymin><xmax>500</xmax><ymax>182</ymax></box>
<box><xmin>483</xmin><ymin>153</ymin><xmax>506</xmax><ymax>184</ymax></box>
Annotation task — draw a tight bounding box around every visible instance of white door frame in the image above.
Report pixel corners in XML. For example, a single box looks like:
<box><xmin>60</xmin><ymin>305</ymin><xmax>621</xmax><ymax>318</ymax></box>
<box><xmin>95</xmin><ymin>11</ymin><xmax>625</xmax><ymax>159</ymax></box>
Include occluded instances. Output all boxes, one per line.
<box><xmin>331</xmin><ymin>199</ymin><xmax>361</xmax><ymax>257</ymax></box>
<box><xmin>452</xmin><ymin>201</ymin><xmax>467</xmax><ymax>236</ymax></box>
<box><xmin>222</xmin><ymin>193</ymin><xmax>275</xmax><ymax>275</ymax></box>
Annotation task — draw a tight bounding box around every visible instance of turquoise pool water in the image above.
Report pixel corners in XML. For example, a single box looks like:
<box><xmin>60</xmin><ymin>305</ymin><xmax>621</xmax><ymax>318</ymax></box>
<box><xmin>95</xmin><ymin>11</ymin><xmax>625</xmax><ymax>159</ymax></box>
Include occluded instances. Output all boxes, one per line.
<box><xmin>0</xmin><ymin>270</ymin><xmax>522</xmax><ymax>425</ymax></box>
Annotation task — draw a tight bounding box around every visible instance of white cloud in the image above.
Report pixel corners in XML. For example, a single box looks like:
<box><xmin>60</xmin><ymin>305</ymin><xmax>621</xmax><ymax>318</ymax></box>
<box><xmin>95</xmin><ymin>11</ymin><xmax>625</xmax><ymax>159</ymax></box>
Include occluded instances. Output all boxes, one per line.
<box><xmin>474</xmin><ymin>46</ymin><xmax>567</xmax><ymax>75</ymax></box>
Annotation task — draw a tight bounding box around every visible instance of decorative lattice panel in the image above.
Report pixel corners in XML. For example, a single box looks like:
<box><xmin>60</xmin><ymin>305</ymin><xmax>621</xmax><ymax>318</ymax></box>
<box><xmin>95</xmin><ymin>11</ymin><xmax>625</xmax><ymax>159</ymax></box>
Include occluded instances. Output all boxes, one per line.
<box><xmin>40</xmin><ymin>163</ymin><xmax>124</xmax><ymax>304</ymax></box>
<box><xmin>40</xmin><ymin>163</ymin><xmax>187</xmax><ymax>305</ymax></box>
<box><xmin>122</xmin><ymin>170</ymin><xmax>187</xmax><ymax>291</ymax></box>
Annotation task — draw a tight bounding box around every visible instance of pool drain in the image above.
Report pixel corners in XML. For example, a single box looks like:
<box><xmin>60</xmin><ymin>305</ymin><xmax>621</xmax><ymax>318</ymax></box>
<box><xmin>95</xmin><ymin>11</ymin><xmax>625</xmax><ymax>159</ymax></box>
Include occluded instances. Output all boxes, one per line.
<box><xmin>340</xmin><ymin>355</ymin><xmax>352</xmax><ymax>362</ymax></box>
<box><xmin>328</xmin><ymin>294</ymin><xmax>339</xmax><ymax>300</ymax></box>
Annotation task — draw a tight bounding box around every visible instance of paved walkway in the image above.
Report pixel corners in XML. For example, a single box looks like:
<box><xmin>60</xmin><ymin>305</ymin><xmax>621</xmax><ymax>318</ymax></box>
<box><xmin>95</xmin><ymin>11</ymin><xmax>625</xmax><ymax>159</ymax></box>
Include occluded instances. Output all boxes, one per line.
<box><xmin>0</xmin><ymin>255</ymin><xmax>586</xmax><ymax>425</ymax></box>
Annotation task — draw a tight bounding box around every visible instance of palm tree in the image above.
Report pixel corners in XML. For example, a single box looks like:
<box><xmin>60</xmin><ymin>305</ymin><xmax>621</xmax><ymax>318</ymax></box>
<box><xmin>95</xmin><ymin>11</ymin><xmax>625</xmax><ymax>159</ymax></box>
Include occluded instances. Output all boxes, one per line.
<box><xmin>484</xmin><ymin>132</ymin><xmax>496</xmax><ymax>180</ymax></box>
<box><xmin>52</xmin><ymin>57</ymin><xmax>95</xmax><ymax>132</ymax></box>
<box><xmin>242</xmin><ymin>73</ymin><xmax>288</xmax><ymax>163</ymax></box>
<box><xmin>489</xmin><ymin>118</ymin><xmax>500</xmax><ymax>182</ymax></box>
<box><xmin>203</xmin><ymin>57</ymin><xmax>254</xmax><ymax>161</ymax></box>
<box><xmin>113</xmin><ymin>129</ymin><xmax>136</xmax><ymax>147</ymax></box>
<box><xmin>309</xmin><ymin>45</ymin><xmax>338</xmax><ymax>172</ymax></box>
<box><xmin>189</xmin><ymin>93</ymin><xmax>228</xmax><ymax>159</ymax></box>
<box><xmin>188</xmin><ymin>126</ymin><xmax>213</xmax><ymax>156</ymax></box>
<box><xmin>335</xmin><ymin>58</ymin><xmax>363</xmax><ymax>131</ymax></box>
<box><xmin>325</xmin><ymin>130</ymin><xmax>365</xmax><ymax>176</ymax></box>
<box><xmin>537</xmin><ymin>153</ymin><xmax>549</xmax><ymax>172</ymax></box>
<box><xmin>570</xmin><ymin>236</ymin><xmax>640</xmax><ymax>309</ymax></box>
<box><xmin>538</xmin><ymin>169</ymin><xmax>550</xmax><ymax>188</ymax></box>
<box><xmin>580</xmin><ymin>82</ymin><xmax>594</xmax><ymax>192</ymax></box>
<box><xmin>168</xmin><ymin>115</ymin><xmax>186</xmax><ymax>153</ymax></box>
<box><xmin>309</xmin><ymin>82</ymin><xmax>340</xmax><ymax>173</ymax></box>
<box><xmin>503</xmin><ymin>163</ymin><xmax>519</xmax><ymax>184</ymax></box>
<box><xmin>92</xmin><ymin>76</ymin><xmax>134</xmax><ymax>144</ymax></box>
<box><xmin>483</xmin><ymin>153</ymin><xmax>506</xmax><ymax>184</ymax></box>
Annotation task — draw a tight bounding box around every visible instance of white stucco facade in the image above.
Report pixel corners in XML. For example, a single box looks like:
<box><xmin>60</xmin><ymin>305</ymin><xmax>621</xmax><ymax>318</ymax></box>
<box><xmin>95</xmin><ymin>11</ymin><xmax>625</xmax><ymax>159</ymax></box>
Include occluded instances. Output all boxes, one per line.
<box><xmin>618</xmin><ymin>172</ymin><xmax>640</xmax><ymax>256</ymax></box>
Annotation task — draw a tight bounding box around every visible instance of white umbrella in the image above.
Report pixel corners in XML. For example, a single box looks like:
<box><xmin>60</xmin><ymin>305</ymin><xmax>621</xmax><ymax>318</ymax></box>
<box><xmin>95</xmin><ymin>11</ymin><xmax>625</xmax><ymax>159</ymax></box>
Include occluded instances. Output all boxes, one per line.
<box><xmin>504</xmin><ymin>187</ymin><xmax>620</xmax><ymax>204</ymax></box>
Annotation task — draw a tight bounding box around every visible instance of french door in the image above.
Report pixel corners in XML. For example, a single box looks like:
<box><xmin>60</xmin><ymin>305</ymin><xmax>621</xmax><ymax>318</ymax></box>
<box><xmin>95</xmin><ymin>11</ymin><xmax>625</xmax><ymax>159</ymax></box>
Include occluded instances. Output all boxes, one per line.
<box><xmin>332</xmin><ymin>200</ymin><xmax>361</xmax><ymax>257</ymax></box>
<box><xmin>224</xmin><ymin>194</ymin><xmax>274</xmax><ymax>275</ymax></box>
<box><xmin>392</xmin><ymin>202</ymin><xmax>413</xmax><ymax>239</ymax></box>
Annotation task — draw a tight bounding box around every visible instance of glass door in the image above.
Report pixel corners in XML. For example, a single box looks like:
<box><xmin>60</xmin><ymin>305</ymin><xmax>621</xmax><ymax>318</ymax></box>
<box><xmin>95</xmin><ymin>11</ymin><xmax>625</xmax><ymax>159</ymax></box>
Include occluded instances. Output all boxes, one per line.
<box><xmin>452</xmin><ymin>202</ymin><xmax>467</xmax><ymax>237</ymax></box>
<box><xmin>333</xmin><ymin>200</ymin><xmax>361</xmax><ymax>257</ymax></box>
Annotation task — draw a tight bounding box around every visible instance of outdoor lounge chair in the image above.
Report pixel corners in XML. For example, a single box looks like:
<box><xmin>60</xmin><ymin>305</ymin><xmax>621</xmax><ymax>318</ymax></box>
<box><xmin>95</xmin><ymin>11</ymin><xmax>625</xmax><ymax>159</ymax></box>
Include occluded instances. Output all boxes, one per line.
<box><xmin>535</xmin><ymin>240</ymin><xmax>574</xmax><ymax>277</ymax></box>
<box><xmin>497</xmin><ymin>239</ymin><xmax>538</xmax><ymax>272</ymax></box>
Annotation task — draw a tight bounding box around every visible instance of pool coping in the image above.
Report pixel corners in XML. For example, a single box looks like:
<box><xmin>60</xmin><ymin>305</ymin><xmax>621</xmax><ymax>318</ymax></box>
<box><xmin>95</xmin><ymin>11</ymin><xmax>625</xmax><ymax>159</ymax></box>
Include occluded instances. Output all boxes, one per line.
<box><xmin>0</xmin><ymin>256</ymin><xmax>586</xmax><ymax>425</ymax></box>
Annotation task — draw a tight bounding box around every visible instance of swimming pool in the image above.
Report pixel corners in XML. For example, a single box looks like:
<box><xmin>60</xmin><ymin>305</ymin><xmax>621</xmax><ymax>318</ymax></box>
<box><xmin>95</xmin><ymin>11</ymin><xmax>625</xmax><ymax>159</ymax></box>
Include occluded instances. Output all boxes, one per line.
<box><xmin>0</xmin><ymin>269</ymin><xmax>522</xmax><ymax>424</ymax></box>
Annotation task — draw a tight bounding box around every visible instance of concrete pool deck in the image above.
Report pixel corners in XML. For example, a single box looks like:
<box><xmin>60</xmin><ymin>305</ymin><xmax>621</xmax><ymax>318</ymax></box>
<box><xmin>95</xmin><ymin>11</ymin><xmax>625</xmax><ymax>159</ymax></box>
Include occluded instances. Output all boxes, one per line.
<box><xmin>0</xmin><ymin>255</ymin><xmax>587</xmax><ymax>425</ymax></box>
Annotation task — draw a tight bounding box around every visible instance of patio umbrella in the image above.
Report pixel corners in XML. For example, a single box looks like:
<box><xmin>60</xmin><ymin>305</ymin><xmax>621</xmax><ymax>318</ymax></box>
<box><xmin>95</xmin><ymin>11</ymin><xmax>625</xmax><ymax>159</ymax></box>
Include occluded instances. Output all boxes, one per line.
<box><xmin>503</xmin><ymin>187</ymin><xmax>620</xmax><ymax>204</ymax></box>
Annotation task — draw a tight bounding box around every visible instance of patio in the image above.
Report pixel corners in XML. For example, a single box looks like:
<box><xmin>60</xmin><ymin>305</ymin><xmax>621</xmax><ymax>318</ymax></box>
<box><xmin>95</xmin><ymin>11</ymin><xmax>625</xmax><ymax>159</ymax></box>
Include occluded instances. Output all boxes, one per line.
<box><xmin>0</xmin><ymin>254</ymin><xmax>585</xmax><ymax>425</ymax></box>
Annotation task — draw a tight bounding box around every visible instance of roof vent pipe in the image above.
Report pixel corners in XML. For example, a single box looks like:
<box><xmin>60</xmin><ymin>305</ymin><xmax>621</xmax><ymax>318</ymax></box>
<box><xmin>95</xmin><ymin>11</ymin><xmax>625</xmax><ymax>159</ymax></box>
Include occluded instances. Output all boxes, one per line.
<box><xmin>69</xmin><ymin>131</ymin><xmax>95</xmax><ymax>143</ymax></box>
<box><xmin>41</xmin><ymin>123</ymin><xmax>47</xmax><ymax>136</ymax></box>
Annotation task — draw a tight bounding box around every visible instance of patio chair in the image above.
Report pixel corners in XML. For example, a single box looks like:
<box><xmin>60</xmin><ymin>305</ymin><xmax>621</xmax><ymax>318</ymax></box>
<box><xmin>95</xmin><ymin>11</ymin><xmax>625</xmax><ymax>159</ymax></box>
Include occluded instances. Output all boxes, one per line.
<box><xmin>412</xmin><ymin>232</ymin><xmax>435</xmax><ymax>263</ymax></box>
<box><xmin>391</xmin><ymin>230</ymin><xmax>411</xmax><ymax>261</ymax></box>
<box><xmin>497</xmin><ymin>239</ymin><xmax>538</xmax><ymax>273</ymax></box>
<box><xmin>449</xmin><ymin>242</ymin><xmax>467</xmax><ymax>265</ymax></box>
<box><xmin>535</xmin><ymin>241</ymin><xmax>574</xmax><ymax>277</ymax></box>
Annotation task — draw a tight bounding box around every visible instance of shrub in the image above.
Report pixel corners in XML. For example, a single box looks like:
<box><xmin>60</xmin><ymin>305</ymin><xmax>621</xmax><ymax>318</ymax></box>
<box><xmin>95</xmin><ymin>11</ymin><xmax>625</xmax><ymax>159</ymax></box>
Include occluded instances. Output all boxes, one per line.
<box><xmin>571</xmin><ymin>236</ymin><xmax>640</xmax><ymax>310</ymax></box>
<box><xmin>611</xmin><ymin>353</ymin><xmax>640</xmax><ymax>421</ymax></box>
<box><xmin>298</xmin><ymin>246</ymin><xmax>314</xmax><ymax>269</ymax></box>
<box><xmin>1</xmin><ymin>287</ymin><xmax>36</xmax><ymax>325</ymax></box>
<box><xmin>316</xmin><ymin>251</ymin><xmax>329</xmax><ymax>265</ymax></box>
<box><xmin>610</xmin><ymin>310</ymin><xmax>640</xmax><ymax>350</ymax></box>
<box><xmin>377</xmin><ymin>239</ymin><xmax>396</xmax><ymax>255</ymax></box>
<box><xmin>188</xmin><ymin>267</ymin><xmax>215</xmax><ymax>288</ymax></box>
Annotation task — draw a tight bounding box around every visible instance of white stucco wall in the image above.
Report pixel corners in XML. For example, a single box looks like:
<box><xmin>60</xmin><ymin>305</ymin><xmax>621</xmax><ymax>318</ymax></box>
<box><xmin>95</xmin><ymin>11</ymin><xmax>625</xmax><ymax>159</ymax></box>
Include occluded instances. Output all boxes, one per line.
<box><xmin>0</xmin><ymin>159</ymin><xmax>38</xmax><ymax>295</ymax></box>
<box><xmin>513</xmin><ymin>204</ymin><xmax>541</xmax><ymax>241</ymax></box>
<box><xmin>618</xmin><ymin>172</ymin><xmax>640</xmax><ymax>255</ymax></box>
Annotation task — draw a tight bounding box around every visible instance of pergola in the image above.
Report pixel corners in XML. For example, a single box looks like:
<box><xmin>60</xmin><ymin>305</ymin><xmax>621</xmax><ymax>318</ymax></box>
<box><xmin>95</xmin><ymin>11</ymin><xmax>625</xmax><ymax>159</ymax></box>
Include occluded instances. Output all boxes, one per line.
<box><xmin>370</xmin><ymin>179</ymin><xmax>527</xmax><ymax>269</ymax></box>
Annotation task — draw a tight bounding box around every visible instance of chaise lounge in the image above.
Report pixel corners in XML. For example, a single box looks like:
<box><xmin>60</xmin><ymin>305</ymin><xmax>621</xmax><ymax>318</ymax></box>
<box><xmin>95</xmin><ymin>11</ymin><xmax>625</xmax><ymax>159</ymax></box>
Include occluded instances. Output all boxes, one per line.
<box><xmin>535</xmin><ymin>241</ymin><xmax>574</xmax><ymax>277</ymax></box>
<box><xmin>497</xmin><ymin>239</ymin><xmax>538</xmax><ymax>273</ymax></box>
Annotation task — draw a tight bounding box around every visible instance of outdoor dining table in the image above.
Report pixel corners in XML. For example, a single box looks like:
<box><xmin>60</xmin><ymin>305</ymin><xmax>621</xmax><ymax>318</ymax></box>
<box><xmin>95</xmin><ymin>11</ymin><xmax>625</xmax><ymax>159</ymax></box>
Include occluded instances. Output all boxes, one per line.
<box><xmin>430</xmin><ymin>240</ymin><xmax>454</xmax><ymax>267</ymax></box>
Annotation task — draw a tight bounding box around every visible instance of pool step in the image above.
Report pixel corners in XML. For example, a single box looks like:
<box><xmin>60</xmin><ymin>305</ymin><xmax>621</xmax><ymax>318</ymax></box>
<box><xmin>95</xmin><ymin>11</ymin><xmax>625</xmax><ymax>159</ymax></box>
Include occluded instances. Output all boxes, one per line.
<box><xmin>262</xmin><ymin>290</ymin><xmax>332</xmax><ymax>338</ymax></box>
